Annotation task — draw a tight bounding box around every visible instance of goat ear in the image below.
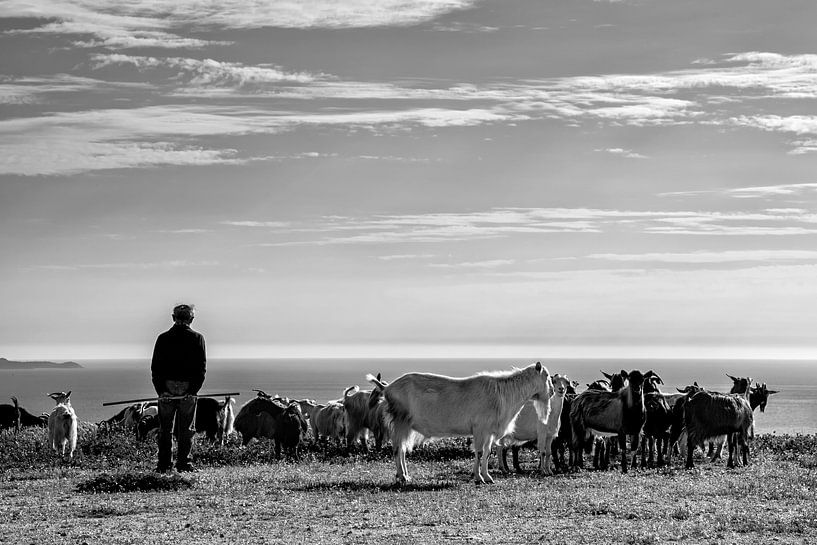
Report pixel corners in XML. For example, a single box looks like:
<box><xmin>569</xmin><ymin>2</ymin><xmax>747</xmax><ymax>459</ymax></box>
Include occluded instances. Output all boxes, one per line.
<box><xmin>767</xmin><ymin>390</ymin><xmax>779</xmax><ymax>395</ymax></box>
<box><xmin>376</xmin><ymin>372</ymin><xmax>381</xmax><ymax>381</ymax></box>
<box><xmin>620</xmin><ymin>370</ymin><xmax>628</xmax><ymax>378</ymax></box>
<box><xmin>601</xmin><ymin>371</ymin><xmax>613</xmax><ymax>380</ymax></box>
<box><xmin>693</xmin><ymin>381</ymin><xmax>699</xmax><ymax>387</ymax></box>
<box><xmin>676</xmin><ymin>387</ymin><xmax>686</xmax><ymax>393</ymax></box>
<box><xmin>535</xmin><ymin>361</ymin><xmax>542</xmax><ymax>372</ymax></box>
<box><xmin>727</xmin><ymin>374</ymin><xmax>739</xmax><ymax>383</ymax></box>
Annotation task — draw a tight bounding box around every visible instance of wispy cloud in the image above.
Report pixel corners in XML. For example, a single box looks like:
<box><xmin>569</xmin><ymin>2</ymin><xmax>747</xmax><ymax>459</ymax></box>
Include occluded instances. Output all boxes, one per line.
<box><xmin>0</xmin><ymin>104</ymin><xmax>521</xmax><ymax>175</ymax></box>
<box><xmin>7</xmin><ymin>49</ymin><xmax>817</xmax><ymax>174</ymax></box>
<box><xmin>585</xmin><ymin>250</ymin><xmax>817</xmax><ymax>264</ymax></box>
<box><xmin>377</xmin><ymin>254</ymin><xmax>436</xmax><ymax>261</ymax></box>
<box><xmin>429</xmin><ymin>259</ymin><xmax>515</xmax><ymax>268</ymax></box>
<box><xmin>30</xmin><ymin>260</ymin><xmax>219</xmax><ymax>271</ymax></box>
<box><xmin>248</xmin><ymin>207</ymin><xmax>817</xmax><ymax>246</ymax></box>
<box><xmin>596</xmin><ymin>147</ymin><xmax>647</xmax><ymax>159</ymax></box>
<box><xmin>221</xmin><ymin>221</ymin><xmax>291</xmax><ymax>228</ymax></box>
<box><xmin>663</xmin><ymin>182</ymin><xmax>817</xmax><ymax>199</ymax></box>
<box><xmin>3</xmin><ymin>1</ymin><xmax>478</xmax><ymax>50</ymax></box>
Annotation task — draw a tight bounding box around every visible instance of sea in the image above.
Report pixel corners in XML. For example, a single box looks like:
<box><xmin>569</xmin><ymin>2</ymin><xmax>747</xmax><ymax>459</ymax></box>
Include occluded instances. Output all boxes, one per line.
<box><xmin>2</xmin><ymin>358</ymin><xmax>816</xmax><ymax>435</ymax></box>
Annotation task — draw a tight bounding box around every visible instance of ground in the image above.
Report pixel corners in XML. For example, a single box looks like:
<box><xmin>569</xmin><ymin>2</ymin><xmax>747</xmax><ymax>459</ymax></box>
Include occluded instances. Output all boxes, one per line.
<box><xmin>1</xmin><ymin>432</ymin><xmax>815</xmax><ymax>544</ymax></box>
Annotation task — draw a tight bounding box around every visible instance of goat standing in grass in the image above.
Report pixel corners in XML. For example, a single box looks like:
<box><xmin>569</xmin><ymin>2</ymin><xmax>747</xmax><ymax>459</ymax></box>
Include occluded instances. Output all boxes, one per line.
<box><xmin>343</xmin><ymin>375</ymin><xmax>388</xmax><ymax>452</ymax></box>
<box><xmin>570</xmin><ymin>370</ymin><xmax>658</xmax><ymax>474</ymax></box>
<box><xmin>368</xmin><ymin>361</ymin><xmax>554</xmax><ymax>485</ymax></box>
<box><xmin>497</xmin><ymin>374</ymin><xmax>571</xmax><ymax>475</ymax></box>
<box><xmin>0</xmin><ymin>397</ymin><xmax>21</xmax><ymax>433</ymax></box>
<box><xmin>297</xmin><ymin>399</ymin><xmax>347</xmax><ymax>449</ymax></box>
<box><xmin>684</xmin><ymin>379</ymin><xmax>753</xmax><ymax>469</ymax></box>
<box><xmin>47</xmin><ymin>391</ymin><xmax>77</xmax><ymax>462</ymax></box>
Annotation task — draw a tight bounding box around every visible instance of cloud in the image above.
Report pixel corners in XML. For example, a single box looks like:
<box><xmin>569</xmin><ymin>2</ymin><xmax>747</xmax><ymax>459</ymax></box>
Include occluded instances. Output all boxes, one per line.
<box><xmin>91</xmin><ymin>55</ymin><xmax>321</xmax><ymax>86</ymax></box>
<box><xmin>221</xmin><ymin>221</ymin><xmax>291</xmax><ymax>228</ymax></box>
<box><xmin>3</xmin><ymin>0</ymin><xmax>478</xmax><ymax>51</ymax></box>
<box><xmin>430</xmin><ymin>259</ymin><xmax>515</xmax><ymax>268</ymax></box>
<box><xmin>662</xmin><ymin>182</ymin><xmax>817</xmax><ymax>200</ymax></box>
<box><xmin>377</xmin><ymin>254</ymin><xmax>436</xmax><ymax>261</ymax></box>
<box><xmin>8</xmin><ymin>49</ymin><xmax>817</xmax><ymax>174</ymax></box>
<box><xmin>0</xmin><ymin>74</ymin><xmax>151</xmax><ymax>104</ymax></box>
<box><xmin>31</xmin><ymin>260</ymin><xmax>219</xmax><ymax>271</ymax></box>
<box><xmin>250</xmin><ymin>207</ymin><xmax>817</xmax><ymax>247</ymax></box>
<box><xmin>596</xmin><ymin>147</ymin><xmax>647</xmax><ymax>159</ymax></box>
<box><xmin>0</xmin><ymin>104</ymin><xmax>521</xmax><ymax>175</ymax></box>
<box><xmin>585</xmin><ymin>250</ymin><xmax>817</xmax><ymax>264</ymax></box>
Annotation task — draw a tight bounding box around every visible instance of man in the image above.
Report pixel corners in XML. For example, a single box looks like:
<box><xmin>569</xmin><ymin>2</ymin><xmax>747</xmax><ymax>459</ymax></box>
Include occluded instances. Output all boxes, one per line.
<box><xmin>151</xmin><ymin>303</ymin><xmax>206</xmax><ymax>473</ymax></box>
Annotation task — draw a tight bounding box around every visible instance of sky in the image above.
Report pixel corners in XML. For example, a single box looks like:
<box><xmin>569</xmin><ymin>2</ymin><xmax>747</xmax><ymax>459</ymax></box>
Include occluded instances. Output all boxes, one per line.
<box><xmin>2</xmin><ymin>0</ymin><xmax>817</xmax><ymax>360</ymax></box>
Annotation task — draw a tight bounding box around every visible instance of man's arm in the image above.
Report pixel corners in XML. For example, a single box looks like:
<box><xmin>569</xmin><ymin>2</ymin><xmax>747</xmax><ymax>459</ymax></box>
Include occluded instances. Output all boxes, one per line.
<box><xmin>151</xmin><ymin>335</ymin><xmax>167</xmax><ymax>395</ymax></box>
<box><xmin>188</xmin><ymin>334</ymin><xmax>207</xmax><ymax>395</ymax></box>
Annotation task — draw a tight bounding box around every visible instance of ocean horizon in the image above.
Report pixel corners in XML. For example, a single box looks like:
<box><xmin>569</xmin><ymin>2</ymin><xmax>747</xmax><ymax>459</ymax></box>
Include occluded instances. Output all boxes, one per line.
<box><xmin>2</xmin><ymin>357</ymin><xmax>815</xmax><ymax>435</ymax></box>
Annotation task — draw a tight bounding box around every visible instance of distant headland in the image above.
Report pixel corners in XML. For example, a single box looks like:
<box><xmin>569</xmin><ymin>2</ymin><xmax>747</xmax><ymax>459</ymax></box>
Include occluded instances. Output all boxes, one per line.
<box><xmin>0</xmin><ymin>358</ymin><xmax>83</xmax><ymax>370</ymax></box>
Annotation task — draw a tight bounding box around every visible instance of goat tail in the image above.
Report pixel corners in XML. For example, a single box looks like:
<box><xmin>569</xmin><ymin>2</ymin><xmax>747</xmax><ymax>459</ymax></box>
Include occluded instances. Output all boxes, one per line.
<box><xmin>11</xmin><ymin>396</ymin><xmax>19</xmax><ymax>408</ymax></box>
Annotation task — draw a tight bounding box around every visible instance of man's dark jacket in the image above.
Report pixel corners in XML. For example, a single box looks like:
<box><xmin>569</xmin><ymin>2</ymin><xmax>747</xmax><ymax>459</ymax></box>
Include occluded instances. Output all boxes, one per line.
<box><xmin>151</xmin><ymin>323</ymin><xmax>206</xmax><ymax>395</ymax></box>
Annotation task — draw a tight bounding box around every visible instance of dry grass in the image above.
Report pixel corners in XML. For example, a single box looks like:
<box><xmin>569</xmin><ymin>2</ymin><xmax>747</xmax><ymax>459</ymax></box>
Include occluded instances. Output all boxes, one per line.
<box><xmin>1</xmin><ymin>429</ymin><xmax>816</xmax><ymax>544</ymax></box>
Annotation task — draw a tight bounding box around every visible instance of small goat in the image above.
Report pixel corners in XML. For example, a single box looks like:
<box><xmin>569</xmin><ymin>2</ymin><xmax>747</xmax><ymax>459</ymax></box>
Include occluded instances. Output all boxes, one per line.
<box><xmin>47</xmin><ymin>391</ymin><xmax>78</xmax><ymax>462</ymax></box>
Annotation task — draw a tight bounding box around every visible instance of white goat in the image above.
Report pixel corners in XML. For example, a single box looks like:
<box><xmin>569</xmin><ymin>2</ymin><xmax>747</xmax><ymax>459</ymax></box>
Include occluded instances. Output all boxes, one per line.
<box><xmin>368</xmin><ymin>361</ymin><xmax>553</xmax><ymax>485</ymax></box>
<box><xmin>497</xmin><ymin>373</ymin><xmax>570</xmax><ymax>475</ymax></box>
<box><xmin>47</xmin><ymin>391</ymin><xmax>78</xmax><ymax>462</ymax></box>
<box><xmin>297</xmin><ymin>400</ymin><xmax>346</xmax><ymax>447</ymax></box>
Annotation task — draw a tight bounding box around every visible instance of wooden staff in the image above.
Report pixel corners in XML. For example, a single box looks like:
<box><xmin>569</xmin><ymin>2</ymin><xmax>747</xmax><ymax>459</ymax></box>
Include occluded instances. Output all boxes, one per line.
<box><xmin>102</xmin><ymin>392</ymin><xmax>240</xmax><ymax>406</ymax></box>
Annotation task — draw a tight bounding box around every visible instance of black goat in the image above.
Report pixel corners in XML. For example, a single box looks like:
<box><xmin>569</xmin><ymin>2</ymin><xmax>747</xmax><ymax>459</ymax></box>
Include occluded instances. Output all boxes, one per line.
<box><xmin>684</xmin><ymin>387</ymin><xmax>753</xmax><ymax>469</ymax></box>
<box><xmin>0</xmin><ymin>397</ymin><xmax>21</xmax><ymax>432</ymax></box>
<box><xmin>571</xmin><ymin>370</ymin><xmax>657</xmax><ymax>473</ymax></box>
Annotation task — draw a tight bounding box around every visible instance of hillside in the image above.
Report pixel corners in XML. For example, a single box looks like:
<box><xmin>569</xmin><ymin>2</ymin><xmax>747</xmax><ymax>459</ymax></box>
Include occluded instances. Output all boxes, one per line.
<box><xmin>0</xmin><ymin>357</ymin><xmax>83</xmax><ymax>370</ymax></box>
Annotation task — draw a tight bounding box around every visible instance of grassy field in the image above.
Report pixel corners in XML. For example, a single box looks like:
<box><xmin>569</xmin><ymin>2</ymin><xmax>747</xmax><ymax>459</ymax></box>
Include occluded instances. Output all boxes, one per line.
<box><xmin>1</xmin><ymin>429</ymin><xmax>816</xmax><ymax>544</ymax></box>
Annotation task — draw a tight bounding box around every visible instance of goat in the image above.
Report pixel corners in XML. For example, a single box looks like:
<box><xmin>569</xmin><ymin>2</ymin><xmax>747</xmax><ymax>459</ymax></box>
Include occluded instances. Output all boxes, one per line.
<box><xmin>497</xmin><ymin>374</ymin><xmax>571</xmax><ymax>475</ymax></box>
<box><xmin>601</xmin><ymin>371</ymin><xmax>627</xmax><ymax>391</ymax></box>
<box><xmin>684</xmin><ymin>383</ymin><xmax>753</xmax><ymax>469</ymax></box>
<box><xmin>570</xmin><ymin>370</ymin><xmax>657</xmax><ymax>474</ymax></box>
<box><xmin>586</xmin><ymin>379</ymin><xmax>611</xmax><ymax>391</ymax></box>
<box><xmin>551</xmin><ymin>380</ymin><xmax>580</xmax><ymax>471</ymax></box>
<box><xmin>637</xmin><ymin>371</ymin><xmax>684</xmax><ymax>468</ymax></box>
<box><xmin>750</xmin><ymin>382</ymin><xmax>778</xmax><ymax>413</ymax></box>
<box><xmin>0</xmin><ymin>397</ymin><xmax>21</xmax><ymax>433</ymax></box>
<box><xmin>297</xmin><ymin>399</ymin><xmax>347</xmax><ymax>448</ymax></box>
<box><xmin>368</xmin><ymin>361</ymin><xmax>553</xmax><ymax>485</ymax></box>
<box><xmin>241</xmin><ymin>401</ymin><xmax>307</xmax><ymax>459</ymax></box>
<box><xmin>234</xmin><ymin>396</ymin><xmax>286</xmax><ymax>446</ymax></box>
<box><xmin>136</xmin><ymin>413</ymin><xmax>159</xmax><ymax>441</ymax></box>
<box><xmin>217</xmin><ymin>396</ymin><xmax>236</xmax><ymax>444</ymax></box>
<box><xmin>47</xmin><ymin>391</ymin><xmax>78</xmax><ymax>462</ymax></box>
<box><xmin>343</xmin><ymin>377</ymin><xmax>386</xmax><ymax>452</ymax></box>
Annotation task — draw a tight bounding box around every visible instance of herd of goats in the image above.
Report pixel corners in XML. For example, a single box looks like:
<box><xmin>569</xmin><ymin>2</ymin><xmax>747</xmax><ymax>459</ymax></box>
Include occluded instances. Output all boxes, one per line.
<box><xmin>0</xmin><ymin>363</ymin><xmax>779</xmax><ymax>484</ymax></box>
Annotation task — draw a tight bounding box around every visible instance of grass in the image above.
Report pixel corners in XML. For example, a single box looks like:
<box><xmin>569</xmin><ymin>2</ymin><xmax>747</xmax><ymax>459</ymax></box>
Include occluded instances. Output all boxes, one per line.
<box><xmin>1</xmin><ymin>428</ymin><xmax>816</xmax><ymax>544</ymax></box>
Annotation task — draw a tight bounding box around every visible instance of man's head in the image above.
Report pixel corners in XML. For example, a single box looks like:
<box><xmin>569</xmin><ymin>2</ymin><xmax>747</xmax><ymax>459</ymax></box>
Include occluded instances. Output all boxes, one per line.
<box><xmin>172</xmin><ymin>304</ymin><xmax>195</xmax><ymax>325</ymax></box>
